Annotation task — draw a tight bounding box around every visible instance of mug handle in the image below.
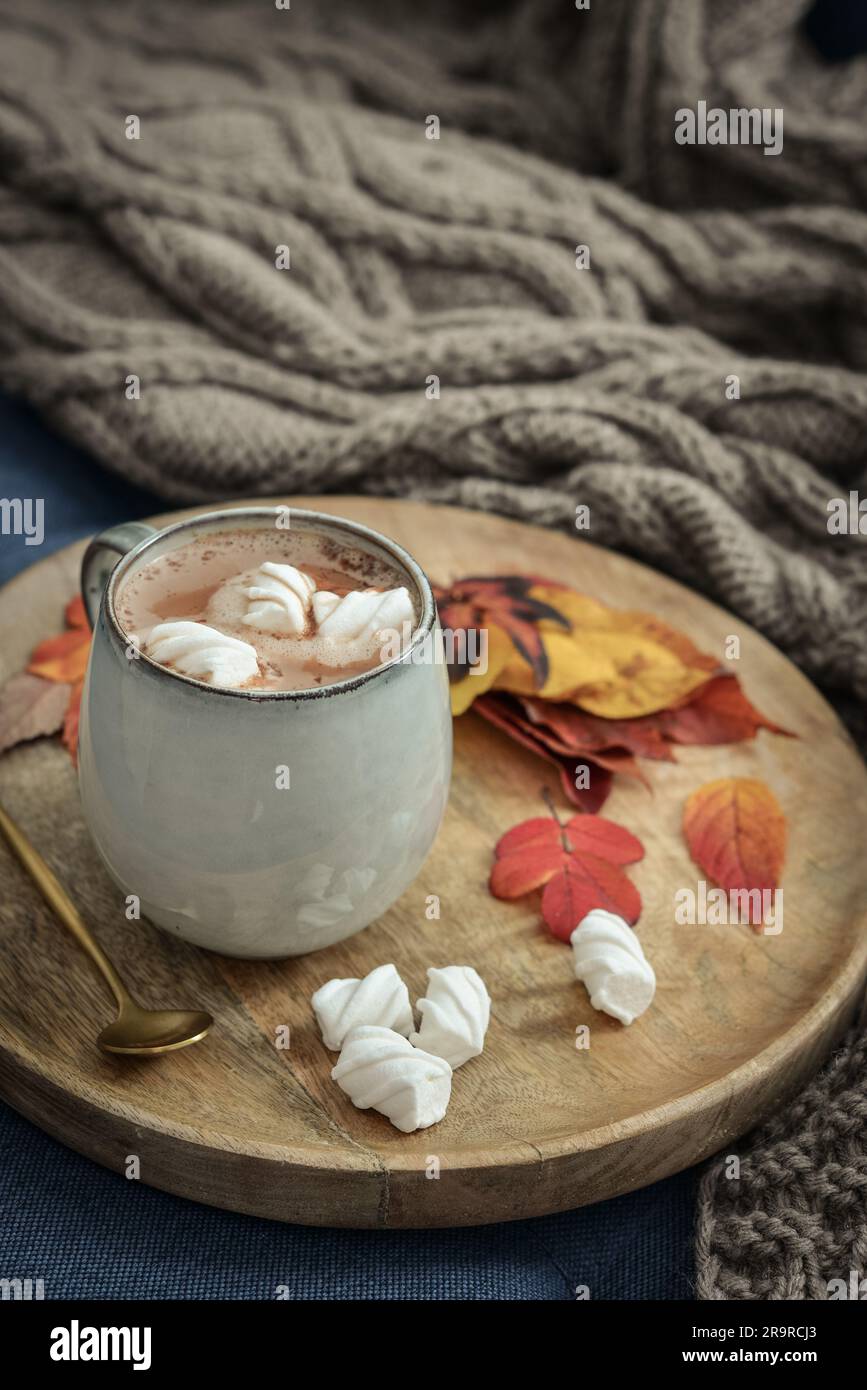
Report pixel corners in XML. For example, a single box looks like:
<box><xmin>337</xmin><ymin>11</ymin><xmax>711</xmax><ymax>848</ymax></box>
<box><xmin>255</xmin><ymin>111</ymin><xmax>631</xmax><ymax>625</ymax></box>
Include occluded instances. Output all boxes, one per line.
<box><xmin>81</xmin><ymin>522</ymin><xmax>157</xmax><ymax>629</ymax></box>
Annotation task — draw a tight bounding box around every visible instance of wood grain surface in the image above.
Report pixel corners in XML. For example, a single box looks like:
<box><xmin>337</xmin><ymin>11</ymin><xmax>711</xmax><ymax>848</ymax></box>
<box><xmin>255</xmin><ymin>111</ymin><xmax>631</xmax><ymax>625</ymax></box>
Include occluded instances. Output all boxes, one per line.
<box><xmin>1</xmin><ymin>496</ymin><xmax>866</xmax><ymax>1228</ymax></box>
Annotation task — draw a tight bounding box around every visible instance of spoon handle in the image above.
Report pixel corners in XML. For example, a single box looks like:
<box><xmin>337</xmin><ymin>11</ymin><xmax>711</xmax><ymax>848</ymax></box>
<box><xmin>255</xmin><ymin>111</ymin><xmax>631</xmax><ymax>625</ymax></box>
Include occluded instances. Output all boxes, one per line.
<box><xmin>0</xmin><ymin>802</ymin><xmax>130</xmax><ymax>1010</ymax></box>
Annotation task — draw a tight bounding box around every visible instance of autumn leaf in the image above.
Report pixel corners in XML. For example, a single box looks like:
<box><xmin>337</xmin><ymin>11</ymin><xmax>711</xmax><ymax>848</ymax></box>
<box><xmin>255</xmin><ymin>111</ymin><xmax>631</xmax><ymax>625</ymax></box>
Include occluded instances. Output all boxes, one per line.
<box><xmin>478</xmin><ymin>693</ymin><xmax>647</xmax><ymax>781</ymax></box>
<box><xmin>0</xmin><ymin>672</ymin><xmax>72</xmax><ymax>755</ymax></box>
<box><xmin>604</xmin><ymin>610</ymin><xmax>718</xmax><ymax>676</ymax></box>
<box><xmin>520</xmin><ymin>696</ymin><xmax>675</xmax><ymax>762</ymax></box>
<box><xmin>554</xmin><ymin>759</ymin><xmax>612</xmax><ymax>815</ymax></box>
<box><xmin>0</xmin><ymin>596</ymin><xmax>92</xmax><ymax>765</ymax></box>
<box><xmin>530</xmin><ymin>590</ymin><xmax>716</xmax><ymax>676</ymax></box>
<box><xmin>552</xmin><ymin>814</ymin><xmax>644</xmax><ymax>865</ymax></box>
<box><xmin>28</xmin><ymin>597</ymin><xmax>92</xmax><ymax>685</ymax></box>
<box><xmin>434</xmin><ymin>575</ymin><xmax>570</xmax><ymax>687</ymax></box>
<box><xmin>437</xmin><ymin>575</ymin><xmax>723</xmax><ymax>719</ymax></box>
<box><xmin>541</xmin><ymin>856</ymin><xmax>642</xmax><ymax>941</ymax></box>
<box><xmin>474</xmin><ymin>693</ymin><xmax>615</xmax><ymax>812</ymax></box>
<box><xmin>448</xmin><ymin>625</ymin><xmax>517</xmax><ymax>717</ymax></box>
<box><xmin>492</xmin><ymin>585</ymin><xmax>715</xmax><ymax>718</ymax></box>
<box><xmin>496</xmin><ymin>628</ymin><xmax>712</xmax><ymax>716</ymax></box>
<box><xmin>65</xmin><ymin>595</ymin><xmax>89</xmax><ymax>631</ymax></box>
<box><xmin>491</xmin><ymin>808</ymin><xmax>643</xmax><ymax>940</ymax></box>
<box><xmin>683</xmin><ymin>777</ymin><xmax>786</xmax><ymax>928</ymax></box>
<box><xmin>519</xmin><ymin>675</ymin><xmax>790</xmax><ymax>762</ymax></box>
<box><xmin>494</xmin><ymin>812</ymin><xmax>644</xmax><ymax>867</ymax></box>
<box><xmin>659</xmin><ymin>675</ymin><xmax>792</xmax><ymax>746</ymax></box>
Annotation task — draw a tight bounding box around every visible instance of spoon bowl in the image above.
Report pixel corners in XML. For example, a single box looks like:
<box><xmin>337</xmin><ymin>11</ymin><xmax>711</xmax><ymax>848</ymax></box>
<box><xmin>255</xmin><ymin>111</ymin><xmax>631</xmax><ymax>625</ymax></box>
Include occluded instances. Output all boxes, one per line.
<box><xmin>98</xmin><ymin>1005</ymin><xmax>213</xmax><ymax>1055</ymax></box>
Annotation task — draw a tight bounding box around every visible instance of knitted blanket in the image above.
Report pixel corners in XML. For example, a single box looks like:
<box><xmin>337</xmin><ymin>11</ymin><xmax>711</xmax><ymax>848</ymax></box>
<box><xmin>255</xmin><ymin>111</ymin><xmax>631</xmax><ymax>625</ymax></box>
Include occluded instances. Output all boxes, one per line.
<box><xmin>1</xmin><ymin>0</ymin><xmax>866</xmax><ymax>1299</ymax></box>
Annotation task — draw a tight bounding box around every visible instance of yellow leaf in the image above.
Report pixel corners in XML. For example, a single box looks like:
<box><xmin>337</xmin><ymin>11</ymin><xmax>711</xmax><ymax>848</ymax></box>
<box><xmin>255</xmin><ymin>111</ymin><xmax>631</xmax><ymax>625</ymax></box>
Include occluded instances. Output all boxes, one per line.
<box><xmin>603</xmin><ymin>609</ymin><xmax>718</xmax><ymax>674</ymax></box>
<box><xmin>531</xmin><ymin>587</ymin><xmax>612</xmax><ymax>629</ymax></box>
<box><xmin>492</xmin><ymin>584</ymin><xmax>715</xmax><ymax>718</ymax></box>
<box><xmin>496</xmin><ymin>628</ymin><xmax>621</xmax><ymax>698</ymax></box>
<box><xmin>449</xmin><ymin>624</ymin><xmax>517</xmax><ymax>716</ymax></box>
<box><xmin>565</xmin><ymin>640</ymin><xmax>710</xmax><ymax>717</ymax></box>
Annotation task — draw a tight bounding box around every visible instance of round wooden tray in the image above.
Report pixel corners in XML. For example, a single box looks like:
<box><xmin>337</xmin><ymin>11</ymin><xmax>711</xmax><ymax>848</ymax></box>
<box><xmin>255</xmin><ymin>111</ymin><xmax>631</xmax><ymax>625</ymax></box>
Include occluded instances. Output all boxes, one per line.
<box><xmin>1</xmin><ymin>497</ymin><xmax>866</xmax><ymax>1228</ymax></box>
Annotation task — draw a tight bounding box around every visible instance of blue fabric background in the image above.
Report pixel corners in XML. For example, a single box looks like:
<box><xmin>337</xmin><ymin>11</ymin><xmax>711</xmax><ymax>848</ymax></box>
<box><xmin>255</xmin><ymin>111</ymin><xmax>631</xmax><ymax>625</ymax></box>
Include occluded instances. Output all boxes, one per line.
<box><xmin>0</xmin><ymin>394</ymin><xmax>696</xmax><ymax>1299</ymax></box>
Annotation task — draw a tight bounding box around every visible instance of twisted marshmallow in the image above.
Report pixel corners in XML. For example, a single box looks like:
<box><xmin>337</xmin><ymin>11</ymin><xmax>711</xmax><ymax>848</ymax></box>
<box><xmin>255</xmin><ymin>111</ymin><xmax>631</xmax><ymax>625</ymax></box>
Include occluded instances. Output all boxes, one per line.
<box><xmin>331</xmin><ymin>1025</ymin><xmax>452</xmax><ymax>1133</ymax></box>
<box><xmin>312</xmin><ymin>963</ymin><xmax>413</xmax><ymax>1051</ymax></box>
<box><xmin>570</xmin><ymin>909</ymin><xmax>656</xmax><ymax>1026</ymax></box>
<box><xmin>410</xmin><ymin>965</ymin><xmax>490</xmax><ymax>1068</ymax></box>
<box><xmin>242</xmin><ymin>562</ymin><xmax>316</xmax><ymax>635</ymax></box>
<box><xmin>316</xmin><ymin>586</ymin><xmax>415</xmax><ymax>643</ymax></box>
<box><xmin>144</xmin><ymin>621</ymin><xmax>259</xmax><ymax>688</ymax></box>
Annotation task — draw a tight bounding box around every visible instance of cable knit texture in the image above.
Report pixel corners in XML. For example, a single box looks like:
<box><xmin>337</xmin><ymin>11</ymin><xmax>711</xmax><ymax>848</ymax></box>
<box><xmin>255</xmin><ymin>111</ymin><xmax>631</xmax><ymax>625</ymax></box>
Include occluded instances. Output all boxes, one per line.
<box><xmin>696</xmin><ymin>1026</ymin><xmax>867</xmax><ymax>1300</ymax></box>
<box><xmin>0</xmin><ymin>0</ymin><xmax>866</xmax><ymax>1297</ymax></box>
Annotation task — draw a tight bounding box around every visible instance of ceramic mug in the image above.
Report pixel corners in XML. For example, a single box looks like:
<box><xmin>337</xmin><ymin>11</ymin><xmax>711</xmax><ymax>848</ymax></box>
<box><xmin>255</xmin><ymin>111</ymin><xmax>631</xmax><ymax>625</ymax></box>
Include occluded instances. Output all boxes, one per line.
<box><xmin>78</xmin><ymin>507</ymin><xmax>452</xmax><ymax>959</ymax></box>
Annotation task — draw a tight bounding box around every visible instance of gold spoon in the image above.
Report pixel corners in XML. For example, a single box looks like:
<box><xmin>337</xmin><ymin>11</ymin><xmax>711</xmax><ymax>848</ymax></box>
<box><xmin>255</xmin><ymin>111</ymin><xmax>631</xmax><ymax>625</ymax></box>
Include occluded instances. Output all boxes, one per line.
<box><xmin>0</xmin><ymin>803</ymin><xmax>213</xmax><ymax>1055</ymax></box>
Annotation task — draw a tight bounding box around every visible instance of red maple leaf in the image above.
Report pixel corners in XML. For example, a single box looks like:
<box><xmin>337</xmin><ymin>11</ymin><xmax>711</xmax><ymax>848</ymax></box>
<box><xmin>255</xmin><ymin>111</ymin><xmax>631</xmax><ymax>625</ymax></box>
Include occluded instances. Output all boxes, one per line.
<box><xmin>490</xmin><ymin>805</ymin><xmax>644</xmax><ymax>941</ymax></box>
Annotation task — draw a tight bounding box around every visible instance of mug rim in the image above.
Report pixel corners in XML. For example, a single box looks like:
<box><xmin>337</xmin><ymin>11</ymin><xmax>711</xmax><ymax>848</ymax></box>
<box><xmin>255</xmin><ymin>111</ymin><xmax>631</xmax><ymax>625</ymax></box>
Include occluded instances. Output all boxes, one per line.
<box><xmin>104</xmin><ymin>506</ymin><xmax>438</xmax><ymax>702</ymax></box>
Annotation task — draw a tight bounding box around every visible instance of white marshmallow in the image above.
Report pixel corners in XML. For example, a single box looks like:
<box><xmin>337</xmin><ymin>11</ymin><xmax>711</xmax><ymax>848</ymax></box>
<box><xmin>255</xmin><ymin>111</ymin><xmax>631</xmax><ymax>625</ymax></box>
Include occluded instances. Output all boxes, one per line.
<box><xmin>317</xmin><ymin>586</ymin><xmax>415</xmax><ymax>644</ymax></box>
<box><xmin>410</xmin><ymin>965</ymin><xmax>490</xmax><ymax>1068</ymax></box>
<box><xmin>312</xmin><ymin>963</ymin><xmax>413</xmax><ymax>1051</ymax></box>
<box><xmin>311</xmin><ymin>590</ymin><xmax>341</xmax><ymax>625</ymax></box>
<box><xmin>242</xmin><ymin>562</ymin><xmax>316</xmax><ymax>635</ymax></box>
<box><xmin>144</xmin><ymin>621</ymin><xmax>259</xmax><ymax>688</ymax></box>
<box><xmin>331</xmin><ymin>1025</ymin><xmax>452</xmax><ymax>1133</ymax></box>
<box><xmin>570</xmin><ymin>909</ymin><xmax>655</xmax><ymax>1026</ymax></box>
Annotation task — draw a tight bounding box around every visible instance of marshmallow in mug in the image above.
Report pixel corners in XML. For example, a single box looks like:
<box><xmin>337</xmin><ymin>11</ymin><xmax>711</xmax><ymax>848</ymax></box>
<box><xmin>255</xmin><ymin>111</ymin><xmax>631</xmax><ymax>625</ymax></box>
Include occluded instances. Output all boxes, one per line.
<box><xmin>315</xmin><ymin>587</ymin><xmax>416</xmax><ymax>644</ymax></box>
<box><xmin>242</xmin><ymin>562</ymin><xmax>316</xmax><ymax>635</ymax></box>
<box><xmin>144</xmin><ymin>621</ymin><xmax>259</xmax><ymax>689</ymax></box>
<box><xmin>205</xmin><ymin>563</ymin><xmax>417</xmax><ymax>672</ymax></box>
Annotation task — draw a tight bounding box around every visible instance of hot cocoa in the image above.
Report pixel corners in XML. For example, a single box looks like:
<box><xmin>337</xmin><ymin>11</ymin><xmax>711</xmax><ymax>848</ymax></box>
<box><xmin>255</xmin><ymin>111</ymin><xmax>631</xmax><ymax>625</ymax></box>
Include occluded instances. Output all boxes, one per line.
<box><xmin>116</xmin><ymin>527</ymin><xmax>418</xmax><ymax>691</ymax></box>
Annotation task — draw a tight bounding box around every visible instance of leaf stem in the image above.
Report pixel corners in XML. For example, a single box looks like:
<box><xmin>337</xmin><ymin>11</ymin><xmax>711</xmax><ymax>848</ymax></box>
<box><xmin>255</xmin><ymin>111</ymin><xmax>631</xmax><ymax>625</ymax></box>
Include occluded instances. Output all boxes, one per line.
<box><xmin>541</xmin><ymin>786</ymin><xmax>571</xmax><ymax>852</ymax></box>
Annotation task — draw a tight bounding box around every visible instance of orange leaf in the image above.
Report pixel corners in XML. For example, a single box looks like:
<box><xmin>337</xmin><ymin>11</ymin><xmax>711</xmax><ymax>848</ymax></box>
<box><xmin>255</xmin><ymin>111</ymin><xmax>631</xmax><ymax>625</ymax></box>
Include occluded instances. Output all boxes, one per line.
<box><xmin>65</xmin><ymin>595</ymin><xmax>90</xmax><ymax>631</ymax></box>
<box><xmin>27</xmin><ymin>596</ymin><xmax>92</xmax><ymax>685</ymax></box>
<box><xmin>683</xmin><ymin>777</ymin><xmax>786</xmax><ymax>927</ymax></box>
<box><xmin>27</xmin><ymin>628</ymin><xmax>91</xmax><ymax>684</ymax></box>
